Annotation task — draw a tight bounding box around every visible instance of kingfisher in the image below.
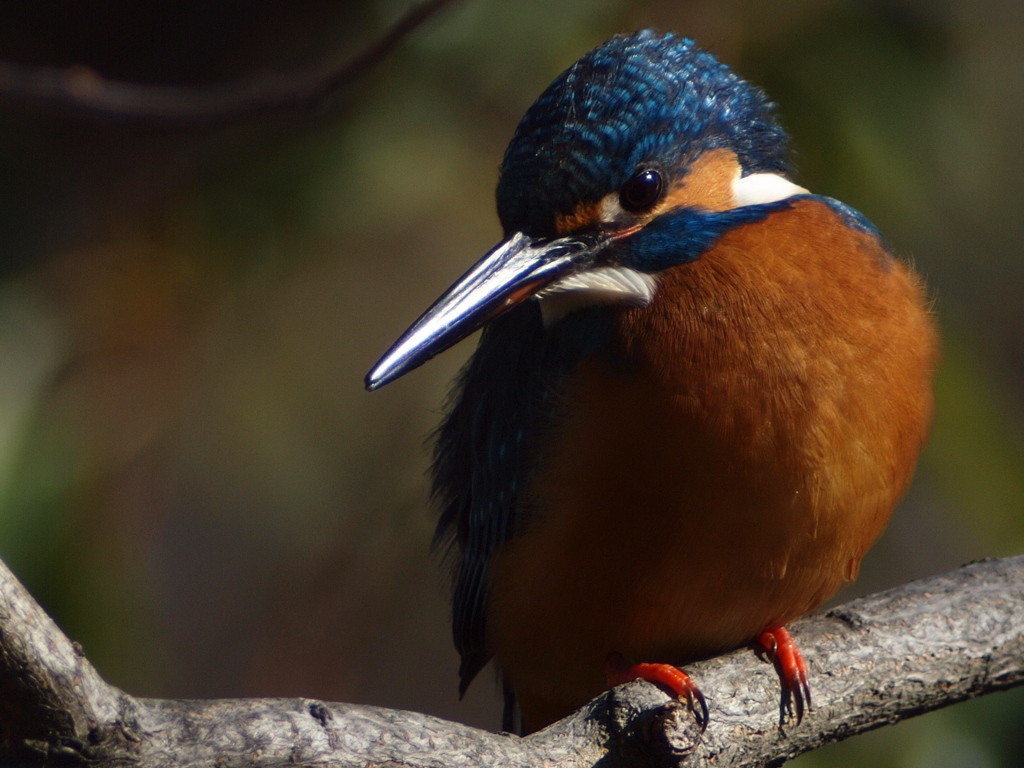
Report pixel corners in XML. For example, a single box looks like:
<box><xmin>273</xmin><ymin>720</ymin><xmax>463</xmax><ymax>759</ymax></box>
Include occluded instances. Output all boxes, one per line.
<box><xmin>365</xmin><ymin>31</ymin><xmax>938</xmax><ymax>734</ymax></box>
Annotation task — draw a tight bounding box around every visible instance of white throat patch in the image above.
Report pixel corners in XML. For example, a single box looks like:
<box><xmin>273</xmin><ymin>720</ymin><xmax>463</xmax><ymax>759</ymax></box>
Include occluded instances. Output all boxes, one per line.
<box><xmin>536</xmin><ymin>266</ymin><xmax>657</xmax><ymax>326</ymax></box>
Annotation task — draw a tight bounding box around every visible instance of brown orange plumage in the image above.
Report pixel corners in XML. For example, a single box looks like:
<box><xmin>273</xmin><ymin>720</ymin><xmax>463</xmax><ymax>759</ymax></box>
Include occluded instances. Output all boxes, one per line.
<box><xmin>488</xmin><ymin>199</ymin><xmax>937</xmax><ymax>730</ymax></box>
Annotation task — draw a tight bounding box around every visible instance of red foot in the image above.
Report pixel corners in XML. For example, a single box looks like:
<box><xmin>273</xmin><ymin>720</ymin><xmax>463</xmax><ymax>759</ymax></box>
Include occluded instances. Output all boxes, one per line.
<box><xmin>758</xmin><ymin>626</ymin><xmax>811</xmax><ymax>723</ymax></box>
<box><xmin>605</xmin><ymin>652</ymin><xmax>709</xmax><ymax>731</ymax></box>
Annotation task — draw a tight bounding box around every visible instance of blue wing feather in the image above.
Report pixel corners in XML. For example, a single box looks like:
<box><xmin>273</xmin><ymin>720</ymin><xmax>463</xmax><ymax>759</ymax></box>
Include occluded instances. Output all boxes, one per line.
<box><xmin>431</xmin><ymin>303</ymin><xmax>614</xmax><ymax>697</ymax></box>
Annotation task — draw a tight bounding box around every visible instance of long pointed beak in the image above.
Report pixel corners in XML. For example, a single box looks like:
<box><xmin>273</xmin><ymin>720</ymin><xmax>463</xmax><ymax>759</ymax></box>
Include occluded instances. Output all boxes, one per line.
<box><xmin>365</xmin><ymin>230</ymin><xmax>606</xmax><ymax>390</ymax></box>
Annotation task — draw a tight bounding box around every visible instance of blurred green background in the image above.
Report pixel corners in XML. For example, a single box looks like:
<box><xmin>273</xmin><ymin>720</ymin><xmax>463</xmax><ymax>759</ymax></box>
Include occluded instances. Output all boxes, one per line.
<box><xmin>0</xmin><ymin>0</ymin><xmax>1022</xmax><ymax>764</ymax></box>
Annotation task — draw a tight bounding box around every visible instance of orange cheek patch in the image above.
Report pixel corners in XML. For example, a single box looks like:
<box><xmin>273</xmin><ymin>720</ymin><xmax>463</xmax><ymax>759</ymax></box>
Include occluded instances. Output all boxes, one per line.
<box><xmin>655</xmin><ymin>148</ymin><xmax>740</xmax><ymax>216</ymax></box>
<box><xmin>555</xmin><ymin>149</ymin><xmax>741</xmax><ymax>236</ymax></box>
<box><xmin>555</xmin><ymin>202</ymin><xmax>601</xmax><ymax>235</ymax></box>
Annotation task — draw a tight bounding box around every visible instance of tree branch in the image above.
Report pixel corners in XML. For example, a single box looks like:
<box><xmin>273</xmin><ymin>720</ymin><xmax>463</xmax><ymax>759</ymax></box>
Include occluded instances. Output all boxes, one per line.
<box><xmin>0</xmin><ymin>0</ymin><xmax>456</xmax><ymax>123</ymax></box>
<box><xmin>1</xmin><ymin>554</ymin><xmax>1022</xmax><ymax>767</ymax></box>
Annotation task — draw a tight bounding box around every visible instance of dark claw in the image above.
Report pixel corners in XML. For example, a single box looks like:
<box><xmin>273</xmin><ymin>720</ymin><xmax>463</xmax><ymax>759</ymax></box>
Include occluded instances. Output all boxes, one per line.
<box><xmin>692</xmin><ymin>686</ymin><xmax>709</xmax><ymax>732</ymax></box>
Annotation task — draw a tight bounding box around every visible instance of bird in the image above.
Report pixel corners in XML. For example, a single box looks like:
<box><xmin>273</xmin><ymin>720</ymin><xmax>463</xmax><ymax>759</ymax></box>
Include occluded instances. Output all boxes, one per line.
<box><xmin>365</xmin><ymin>30</ymin><xmax>938</xmax><ymax>735</ymax></box>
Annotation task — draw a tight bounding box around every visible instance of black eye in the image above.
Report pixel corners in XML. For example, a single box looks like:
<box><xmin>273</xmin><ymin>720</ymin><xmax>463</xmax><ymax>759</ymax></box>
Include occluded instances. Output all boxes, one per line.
<box><xmin>619</xmin><ymin>169</ymin><xmax>663</xmax><ymax>213</ymax></box>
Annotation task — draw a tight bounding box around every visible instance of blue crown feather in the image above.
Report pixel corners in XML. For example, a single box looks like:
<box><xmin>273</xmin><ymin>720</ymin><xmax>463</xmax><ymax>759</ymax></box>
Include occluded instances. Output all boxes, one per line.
<box><xmin>496</xmin><ymin>31</ymin><xmax>789</xmax><ymax>237</ymax></box>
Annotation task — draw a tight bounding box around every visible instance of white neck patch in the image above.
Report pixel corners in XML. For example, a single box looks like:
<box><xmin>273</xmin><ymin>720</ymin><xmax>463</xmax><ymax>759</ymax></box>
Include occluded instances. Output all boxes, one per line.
<box><xmin>732</xmin><ymin>172</ymin><xmax>808</xmax><ymax>207</ymax></box>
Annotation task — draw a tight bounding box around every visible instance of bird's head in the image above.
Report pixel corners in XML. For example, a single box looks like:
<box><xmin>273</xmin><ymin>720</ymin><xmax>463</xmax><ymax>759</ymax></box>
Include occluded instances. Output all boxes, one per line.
<box><xmin>366</xmin><ymin>31</ymin><xmax>807</xmax><ymax>390</ymax></box>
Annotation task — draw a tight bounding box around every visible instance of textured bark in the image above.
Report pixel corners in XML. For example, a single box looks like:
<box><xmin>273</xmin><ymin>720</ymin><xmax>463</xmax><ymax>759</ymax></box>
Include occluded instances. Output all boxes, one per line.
<box><xmin>0</xmin><ymin>555</ymin><xmax>1022</xmax><ymax>767</ymax></box>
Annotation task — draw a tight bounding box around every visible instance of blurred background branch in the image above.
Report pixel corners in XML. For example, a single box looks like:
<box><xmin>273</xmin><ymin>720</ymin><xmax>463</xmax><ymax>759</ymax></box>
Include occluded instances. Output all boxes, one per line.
<box><xmin>0</xmin><ymin>0</ymin><xmax>456</xmax><ymax>122</ymax></box>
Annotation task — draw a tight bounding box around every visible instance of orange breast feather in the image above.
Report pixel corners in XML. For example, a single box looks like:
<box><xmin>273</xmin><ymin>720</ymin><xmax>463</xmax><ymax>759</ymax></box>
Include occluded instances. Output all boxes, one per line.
<box><xmin>487</xmin><ymin>198</ymin><xmax>939</xmax><ymax>730</ymax></box>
